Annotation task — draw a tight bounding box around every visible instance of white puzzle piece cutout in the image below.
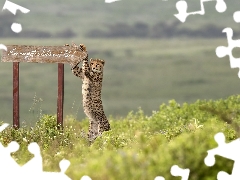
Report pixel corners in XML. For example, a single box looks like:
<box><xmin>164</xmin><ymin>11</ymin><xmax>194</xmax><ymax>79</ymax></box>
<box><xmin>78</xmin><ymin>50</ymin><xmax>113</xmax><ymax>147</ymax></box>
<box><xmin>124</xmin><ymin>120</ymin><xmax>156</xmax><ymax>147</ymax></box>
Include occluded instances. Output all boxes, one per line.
<box><xmin>21</xmin><ymin>142</ymin><xmax>43</xmax><ymax>173</ymax></box>
<box><xmin>171</xmin><ymin>165</ymin><xmax>190</xmax><ymax>180</ymax></box>
<box><xmin>154</xmin><ymin>165</ymin><xmax>190</xmax><ymax>180</ymax></box>
<box><xmin>2</xmin><ymin>0</ymin><xmax>30</xmax><ymax>15</ymax></box>
<box><xmin>80</xmin><ymin>175</ymin><xmax>92</xmax><ymax>180</ymax></box>
<box><xmin>215</xmin><ymin>27</ymin><xmax>240</xmax><ymax>78</ymax></box>
<box><xmin>154</xmin><ymin>176</ymin><xmax>165</xmax><ymax>180</ymax></box>
<box><xmin>2</xmin><ymin>0</ymin><xmax>30</xmax><ymax>34</ymax></box>
<box><xmin>204</xmin><ymin>132</ymin><xmax>240</xmax><ymax>180</ymax></box>
<box><xmin>0</xmin><ymin>141</ymin><xmax>20</xmax><ymax>178</ymax></box>
<box><xmin>174</xmin><ymin>0</ymin><xmax>227</xmax><ymax>22</ymax></box>
<box><xmin>0</xmin><ymin>123</ymin><xmax>9</xmax><ymax>131</ymax></box>
<box><xmin>1</xmin><ymin>0</ymin><xmax>30</xmax><ymax>49</ymax></box>
<box><xmin>0</xmin><ymin>123</ymin><xmax>92</xmax><ymax>180</ymax></box>
<box><xmin>105</xmin><ymin>0</ymin><xmax>121</xmax><ymax>3</ymax></box>
<box><xmin>233</xmin><ymin>11</ymin><xmax>240</xmax><ymax>23</ymax></box>
<box><xmin>0</xmin><ymin>44</ymin><xmax>7</xmax><ymax>51</ymax></box>
<box><xmin>11</xmin><ymin>22</ymin><xmax>22</xmax><ymax>33</ymax></box>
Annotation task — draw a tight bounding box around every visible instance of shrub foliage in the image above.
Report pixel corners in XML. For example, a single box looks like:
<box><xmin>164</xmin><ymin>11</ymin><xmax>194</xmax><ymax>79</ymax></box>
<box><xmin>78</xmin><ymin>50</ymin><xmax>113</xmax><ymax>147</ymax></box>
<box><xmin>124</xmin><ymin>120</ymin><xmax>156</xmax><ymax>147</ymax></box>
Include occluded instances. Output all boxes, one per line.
<box><xmin>0</xmin><ymin>95</ymin><xmax>240</xmax><ymax>179</ymax></box>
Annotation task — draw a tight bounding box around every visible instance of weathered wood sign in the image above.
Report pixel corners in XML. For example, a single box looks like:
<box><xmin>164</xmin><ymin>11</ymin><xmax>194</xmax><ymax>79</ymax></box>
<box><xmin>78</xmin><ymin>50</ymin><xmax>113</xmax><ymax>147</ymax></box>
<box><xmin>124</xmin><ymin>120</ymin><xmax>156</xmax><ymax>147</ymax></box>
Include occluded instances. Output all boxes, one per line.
<box><xmin>1</xmin><ymin>45</ymin><xmax>87</xmax><ymax>63</ymax></box>
<box><xmin>1</xmin><ymin>44</ymin><xmax>87</xmax><ymax>129</ymax></box>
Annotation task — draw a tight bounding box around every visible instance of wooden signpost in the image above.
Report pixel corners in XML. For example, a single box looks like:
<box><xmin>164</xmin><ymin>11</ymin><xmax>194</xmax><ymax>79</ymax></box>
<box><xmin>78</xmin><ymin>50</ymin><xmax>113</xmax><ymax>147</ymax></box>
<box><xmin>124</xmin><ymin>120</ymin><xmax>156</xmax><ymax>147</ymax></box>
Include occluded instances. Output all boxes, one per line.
<box><xmin>1</xmin><ymin>44</ymin><xmax>87</xmax><ymax>129</ymax></box>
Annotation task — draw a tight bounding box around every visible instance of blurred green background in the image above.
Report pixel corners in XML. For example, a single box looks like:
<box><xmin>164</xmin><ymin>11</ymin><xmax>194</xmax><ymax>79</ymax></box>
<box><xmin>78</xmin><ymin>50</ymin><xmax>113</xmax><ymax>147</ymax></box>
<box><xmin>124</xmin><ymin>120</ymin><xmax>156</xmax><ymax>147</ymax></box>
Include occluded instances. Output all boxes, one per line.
<box><xmin>0</xmin><ymin>0</ymin><xmax>240</xmax><ymax>125</ymax></box>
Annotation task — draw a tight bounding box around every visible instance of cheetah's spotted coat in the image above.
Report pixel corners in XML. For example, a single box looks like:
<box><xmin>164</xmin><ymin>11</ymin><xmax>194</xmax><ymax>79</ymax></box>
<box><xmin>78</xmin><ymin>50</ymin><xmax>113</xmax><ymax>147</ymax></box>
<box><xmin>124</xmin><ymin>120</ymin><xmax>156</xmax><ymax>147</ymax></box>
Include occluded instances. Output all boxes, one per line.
<box><xmin>69</xmin><ymin>43</ymin><xmax>110</xmax><ymax>141</ymax></box>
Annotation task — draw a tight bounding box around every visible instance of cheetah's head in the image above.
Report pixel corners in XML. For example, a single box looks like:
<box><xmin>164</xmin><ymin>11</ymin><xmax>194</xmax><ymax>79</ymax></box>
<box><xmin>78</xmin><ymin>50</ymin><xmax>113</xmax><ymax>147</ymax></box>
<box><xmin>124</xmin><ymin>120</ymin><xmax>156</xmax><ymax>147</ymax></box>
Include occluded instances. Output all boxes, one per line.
<box><xmin>90</xmin><ymin>58</ymin><xmax>105</xmax><ymax>73</ymax></box>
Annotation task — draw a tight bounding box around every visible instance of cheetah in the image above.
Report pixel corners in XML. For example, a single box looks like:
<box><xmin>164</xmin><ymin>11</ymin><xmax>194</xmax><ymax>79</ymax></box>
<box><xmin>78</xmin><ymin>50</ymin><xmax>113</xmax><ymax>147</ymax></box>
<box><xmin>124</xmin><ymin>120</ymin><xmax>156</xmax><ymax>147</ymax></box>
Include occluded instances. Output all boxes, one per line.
<box><xmin>69</xmin><ymin>44</ymin><xmax>110</xmax><ymax>141</ymax></box>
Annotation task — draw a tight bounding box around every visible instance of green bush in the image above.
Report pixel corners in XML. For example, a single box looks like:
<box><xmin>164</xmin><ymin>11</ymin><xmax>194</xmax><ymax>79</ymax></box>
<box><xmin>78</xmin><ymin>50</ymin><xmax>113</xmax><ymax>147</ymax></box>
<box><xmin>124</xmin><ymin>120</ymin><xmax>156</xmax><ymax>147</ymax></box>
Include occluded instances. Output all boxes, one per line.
<box><xmin>0</xmin><ymin>95</ymin><xmax>239</xmax><ymax>179</ymax></box>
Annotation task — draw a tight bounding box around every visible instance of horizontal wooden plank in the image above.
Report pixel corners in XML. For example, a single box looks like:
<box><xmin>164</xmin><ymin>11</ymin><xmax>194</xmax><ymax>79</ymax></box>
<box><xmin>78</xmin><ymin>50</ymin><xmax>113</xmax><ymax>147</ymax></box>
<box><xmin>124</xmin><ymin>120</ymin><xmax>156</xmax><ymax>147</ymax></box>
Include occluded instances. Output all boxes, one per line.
<box><xmin>1</xmin><ymin>45</ymin><xmax>88</xmax><ymax>63</ymax></box>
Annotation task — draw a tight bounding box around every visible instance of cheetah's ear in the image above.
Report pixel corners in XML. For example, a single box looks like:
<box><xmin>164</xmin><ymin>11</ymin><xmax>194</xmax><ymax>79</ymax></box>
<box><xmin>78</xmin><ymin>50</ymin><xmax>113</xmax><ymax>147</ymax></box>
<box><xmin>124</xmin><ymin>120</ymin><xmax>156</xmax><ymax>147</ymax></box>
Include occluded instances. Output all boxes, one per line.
<box><xmin>101</xmin><ymin>60</ymin><xmax>105</xmax><ymax>66</ymax></box>
<box><xmin>97</xmin><ymin>59</ymin><xmax>105</xmax><ymax>66</ymax></box>
<box><xmin>79</xmin><ymin>44</ymin><xmax>86</xmax><ymax>51</ymax></box>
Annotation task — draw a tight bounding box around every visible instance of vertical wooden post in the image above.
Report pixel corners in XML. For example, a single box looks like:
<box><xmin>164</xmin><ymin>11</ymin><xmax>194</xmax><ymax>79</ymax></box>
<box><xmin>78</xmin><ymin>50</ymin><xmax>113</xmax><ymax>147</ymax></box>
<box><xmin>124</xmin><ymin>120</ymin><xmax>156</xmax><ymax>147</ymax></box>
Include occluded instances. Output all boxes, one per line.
<box><xmin>57</xmin><ymin>63</ymin><xmax>64</xmax><ymax>129</ymax></box>
<box><xmin>13</xmin><ymin>62</ymin><xmax>20</xmax><ymax>129</ymax></box>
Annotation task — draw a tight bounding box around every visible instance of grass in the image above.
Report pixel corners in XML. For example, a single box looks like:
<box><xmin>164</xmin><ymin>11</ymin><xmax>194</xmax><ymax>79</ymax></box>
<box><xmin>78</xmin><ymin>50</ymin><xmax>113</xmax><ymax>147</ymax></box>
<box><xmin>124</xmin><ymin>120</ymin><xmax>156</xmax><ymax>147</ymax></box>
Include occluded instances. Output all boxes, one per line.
<box><xmin>0</xmin><ymin>94</ymin><xmax>239</xmax><ymax>179</ymax></box>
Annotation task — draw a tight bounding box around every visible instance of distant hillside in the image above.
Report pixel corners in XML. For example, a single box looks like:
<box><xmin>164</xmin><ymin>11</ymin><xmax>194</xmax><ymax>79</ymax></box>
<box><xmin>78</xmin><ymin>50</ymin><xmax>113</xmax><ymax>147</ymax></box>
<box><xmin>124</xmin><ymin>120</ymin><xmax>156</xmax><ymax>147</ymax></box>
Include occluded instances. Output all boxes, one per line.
<box><xmin>1</xmin><ymin>0</ymin><xmax>240</xmax><ymax>38</ymax></box>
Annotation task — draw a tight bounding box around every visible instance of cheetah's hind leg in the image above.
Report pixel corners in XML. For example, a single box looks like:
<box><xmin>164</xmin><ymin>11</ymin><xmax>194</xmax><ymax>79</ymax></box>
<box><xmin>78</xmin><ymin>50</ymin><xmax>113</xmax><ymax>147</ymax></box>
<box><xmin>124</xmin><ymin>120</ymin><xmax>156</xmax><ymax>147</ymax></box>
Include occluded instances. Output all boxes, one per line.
<box><xmin>88</xmin><ymin>120</ymin><xmax>101</xmax><ymax>142</ymax></box>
